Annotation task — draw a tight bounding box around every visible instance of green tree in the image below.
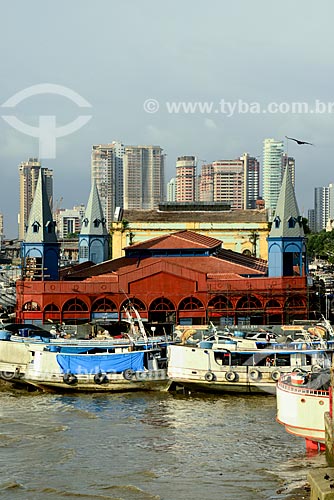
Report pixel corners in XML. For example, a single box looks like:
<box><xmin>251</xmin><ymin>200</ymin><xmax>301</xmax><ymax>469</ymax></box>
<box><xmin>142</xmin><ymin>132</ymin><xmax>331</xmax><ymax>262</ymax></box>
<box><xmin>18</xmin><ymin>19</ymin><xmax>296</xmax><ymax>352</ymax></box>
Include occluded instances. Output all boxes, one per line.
<box><xmin>307</xmin><ymin>230</ymin><xmax>334</xmax><ymax>263</ymax></box>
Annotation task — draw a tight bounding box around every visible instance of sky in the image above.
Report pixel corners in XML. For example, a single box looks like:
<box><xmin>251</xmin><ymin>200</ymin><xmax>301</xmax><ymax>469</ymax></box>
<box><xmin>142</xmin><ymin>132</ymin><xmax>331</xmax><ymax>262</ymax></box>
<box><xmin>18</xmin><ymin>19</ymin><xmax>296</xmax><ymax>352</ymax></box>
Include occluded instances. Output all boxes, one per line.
<box><xmin>1</xmin><ymin>0</ymin><xmax>334</xmax><ymax>238</ymax></box>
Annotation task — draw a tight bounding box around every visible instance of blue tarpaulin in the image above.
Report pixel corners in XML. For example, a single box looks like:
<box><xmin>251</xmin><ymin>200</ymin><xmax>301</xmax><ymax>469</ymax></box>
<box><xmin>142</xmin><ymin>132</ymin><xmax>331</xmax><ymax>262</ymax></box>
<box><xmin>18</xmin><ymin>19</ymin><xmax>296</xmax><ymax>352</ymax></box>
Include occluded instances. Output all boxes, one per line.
<box><xmin>56</xmin><ymin>351</ymin><xmax>145</xmax><ymax>374</ymax></box>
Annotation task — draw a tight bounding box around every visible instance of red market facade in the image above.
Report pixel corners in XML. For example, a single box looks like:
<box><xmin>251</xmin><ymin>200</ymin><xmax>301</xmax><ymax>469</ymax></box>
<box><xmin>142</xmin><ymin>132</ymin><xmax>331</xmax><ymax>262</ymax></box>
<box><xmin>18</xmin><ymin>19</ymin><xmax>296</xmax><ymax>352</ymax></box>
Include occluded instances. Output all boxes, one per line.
<box><xmin>16</xmin><ymin>258</ymin><xmax>310</xmax><ymax>328</ymax></box>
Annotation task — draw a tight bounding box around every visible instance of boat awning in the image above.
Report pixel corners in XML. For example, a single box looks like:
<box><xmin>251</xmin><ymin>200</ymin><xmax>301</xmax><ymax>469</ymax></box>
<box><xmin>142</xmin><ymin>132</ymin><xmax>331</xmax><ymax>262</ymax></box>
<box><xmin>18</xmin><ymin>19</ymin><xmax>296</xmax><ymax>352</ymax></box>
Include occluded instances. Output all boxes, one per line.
<box><xmin>56</xmin><ymin>351</ymin><xmax>145</xmax><ymax>374</ymax></box>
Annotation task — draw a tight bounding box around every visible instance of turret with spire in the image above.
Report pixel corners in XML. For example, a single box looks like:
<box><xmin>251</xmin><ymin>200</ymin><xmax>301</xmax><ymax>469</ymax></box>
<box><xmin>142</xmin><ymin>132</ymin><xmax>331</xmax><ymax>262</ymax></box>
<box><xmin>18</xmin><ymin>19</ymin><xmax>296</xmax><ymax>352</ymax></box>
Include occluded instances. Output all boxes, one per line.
<box><xmin>21</xmin><ymin>170</ymin><xmax>60</xmax><ymax>280</ymax></box>
<box><xmin>79</xmin><ymin>180</ymin><xmax>109</xmax><ymax>264</ymax></box>
<box><xmin>267</xmin><ymin>166</ymin><xmax>307</xmax><ymax>277</ymax></box>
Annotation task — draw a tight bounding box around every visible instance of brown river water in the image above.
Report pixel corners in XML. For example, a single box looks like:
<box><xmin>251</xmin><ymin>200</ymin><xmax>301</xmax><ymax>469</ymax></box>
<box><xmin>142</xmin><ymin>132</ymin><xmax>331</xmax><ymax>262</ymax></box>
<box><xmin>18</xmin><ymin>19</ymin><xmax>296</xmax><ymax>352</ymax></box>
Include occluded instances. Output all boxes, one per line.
<box><xmin>0</xmin><ymin>384</ymin><xmax>326</xmax><ymax>499</ymax></box>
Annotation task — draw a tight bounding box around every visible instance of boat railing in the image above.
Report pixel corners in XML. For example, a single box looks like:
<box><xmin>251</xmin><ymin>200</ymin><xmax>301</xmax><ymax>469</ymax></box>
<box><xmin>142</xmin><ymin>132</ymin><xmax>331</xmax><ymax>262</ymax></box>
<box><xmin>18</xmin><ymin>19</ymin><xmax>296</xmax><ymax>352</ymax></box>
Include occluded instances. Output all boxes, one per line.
<box><xmin>267</xmin><ymin>341</ymin><xmax>330</xmax><ymax>351</ymax></box>
<box><xmin>278</xmin><ymin>374</ymin><xmax>329</xmax><ymax>397</ymax></box>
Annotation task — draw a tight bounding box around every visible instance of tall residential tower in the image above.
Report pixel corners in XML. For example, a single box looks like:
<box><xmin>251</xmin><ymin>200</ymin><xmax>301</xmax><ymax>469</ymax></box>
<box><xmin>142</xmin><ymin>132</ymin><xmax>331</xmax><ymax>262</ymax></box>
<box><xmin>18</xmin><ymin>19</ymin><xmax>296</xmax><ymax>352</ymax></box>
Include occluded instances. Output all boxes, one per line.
<box><xmin>175</xmin><ymin>156</ymin><xmax>197</xmax><ymax>202</ymax></box>
<box><xmin>262</xmin><ymin>138</ymin><xmax>284</xmax><ymax>219</ymax></box>
<box><xmin>123</xmin><ymin>145</ymin><xmax>165</xmax><ymax>209</ymax></box>
<box><xmin>91</xmin><ymin>141</ymin><xmax>125</xmax><ymax>230</ymax></box>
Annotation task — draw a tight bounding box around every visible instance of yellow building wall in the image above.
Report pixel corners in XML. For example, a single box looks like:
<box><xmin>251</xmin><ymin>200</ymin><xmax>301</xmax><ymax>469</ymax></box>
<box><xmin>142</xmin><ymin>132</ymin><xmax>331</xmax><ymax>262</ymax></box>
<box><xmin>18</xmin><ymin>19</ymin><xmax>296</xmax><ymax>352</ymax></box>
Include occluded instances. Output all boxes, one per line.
<box><xmin>111</xmin><ymin>220</ymin><xmax>269</xmax><ymax>261</ymax></box>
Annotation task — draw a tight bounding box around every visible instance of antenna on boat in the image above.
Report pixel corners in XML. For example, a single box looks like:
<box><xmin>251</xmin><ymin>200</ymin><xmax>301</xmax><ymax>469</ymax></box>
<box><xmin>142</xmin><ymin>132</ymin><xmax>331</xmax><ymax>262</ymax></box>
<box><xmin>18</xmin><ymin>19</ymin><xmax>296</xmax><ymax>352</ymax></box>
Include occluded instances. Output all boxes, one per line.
<box><xmin>120</xmin><ymin>289</ymin><xmax>149</xmax><ymax>344</ymax></box>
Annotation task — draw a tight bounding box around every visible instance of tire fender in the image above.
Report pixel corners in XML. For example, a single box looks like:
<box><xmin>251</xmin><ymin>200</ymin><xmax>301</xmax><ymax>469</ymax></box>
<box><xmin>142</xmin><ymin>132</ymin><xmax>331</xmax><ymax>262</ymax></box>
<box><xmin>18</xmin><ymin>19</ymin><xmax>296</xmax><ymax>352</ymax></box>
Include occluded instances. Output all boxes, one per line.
<box><xmin>123</xmin><ymin>369</ymin><xmax>135</xmax><ymax>380</ymax></box>
<box><xmin>225</xmin><ymin>370</ymin><xmax>237</xmax><ymax>382</ymax></box>
<box><xmin>204</xmin><ymin>371</ymin><xmax>216</xmax><ymax>382</ymax></box>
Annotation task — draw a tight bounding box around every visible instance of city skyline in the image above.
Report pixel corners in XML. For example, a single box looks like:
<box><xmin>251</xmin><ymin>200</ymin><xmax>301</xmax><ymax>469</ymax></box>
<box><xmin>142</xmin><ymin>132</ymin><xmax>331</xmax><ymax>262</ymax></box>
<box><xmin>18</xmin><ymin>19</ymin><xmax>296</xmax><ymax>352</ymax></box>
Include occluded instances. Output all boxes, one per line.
<box><xmin>10</xmin><ymin>142</ymin><xmax>333</xmax><ymax>240</ymax></box>
<box><xmin>1</xmin><ymin>1</ymin><xmax>334</xmax><ymax>237</ymax></box>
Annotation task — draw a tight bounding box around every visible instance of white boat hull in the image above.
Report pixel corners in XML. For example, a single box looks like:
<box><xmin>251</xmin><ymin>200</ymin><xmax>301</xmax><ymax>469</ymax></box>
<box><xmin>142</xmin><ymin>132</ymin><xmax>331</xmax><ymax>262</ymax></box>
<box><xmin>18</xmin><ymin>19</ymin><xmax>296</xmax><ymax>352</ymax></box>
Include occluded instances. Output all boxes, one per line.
<box><xmin>276</xmin><ymin>374</ymin><xmax>329</xmax><ymax>449</ymax></box>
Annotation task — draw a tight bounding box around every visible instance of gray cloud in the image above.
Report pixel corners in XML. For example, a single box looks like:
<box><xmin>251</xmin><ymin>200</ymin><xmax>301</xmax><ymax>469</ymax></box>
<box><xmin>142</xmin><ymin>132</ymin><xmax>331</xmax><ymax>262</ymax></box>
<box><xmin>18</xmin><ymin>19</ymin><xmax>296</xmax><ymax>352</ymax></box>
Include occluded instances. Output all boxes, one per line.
<box><xmin>1</xmin><ymin>0</ymin><xmax>334</xmax><ymax>236</ymax></box>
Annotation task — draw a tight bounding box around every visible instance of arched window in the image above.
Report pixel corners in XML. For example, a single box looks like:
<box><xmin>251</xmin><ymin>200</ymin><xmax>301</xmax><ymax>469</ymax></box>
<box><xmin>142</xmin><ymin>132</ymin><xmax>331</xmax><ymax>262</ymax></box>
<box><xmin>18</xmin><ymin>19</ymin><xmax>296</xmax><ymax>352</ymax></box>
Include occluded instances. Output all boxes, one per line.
<box><xmin>179</xmin><ymin>297</ymin><xmax>204</xmax><ymax>310</ymax></box>
<box><xmin>236</xmin><ymin>295</ymin><xmax>262</xmax><ymax>310</ymax></box>
<box><xmin>62</xmin><ymin>298</ymin><xmax>89</xmax><ymax>312</ymax></box>
<box><xmin>121</xmin><ymin>298</ymin><xmax>146</xmax><ymax>312</ymax></box>
<box><xmin>265</xmin><ymin>299</ymin><xmax>281</xmax><ymax>309</ymax></box>
<box><xmin>208</xmin><ymin>295</ymin><xmax>233</xmax><ymax>310</ymax></box>
<box><xmin>92</xmin><ymin>297</ymin><xmax>117</xmax><ymax>312</ymax></box>
<box><xmin>23</xmin><ymin>301</ymin><xmax>41</xmax><ymax>311</ymax></box>
<box><xmin>150</xmin><ymin>297</ymin><xmax>175</xmax><ymax>311</ymax></box>
<box><xmin>44</xmin><ymin>303</ymin><xmax>59</xmax><ymax>312</ymax></box>
<box><xmin>285</xmin><ymin>296</ymin><xmax>305</xmax><ymax>309</ymax></box>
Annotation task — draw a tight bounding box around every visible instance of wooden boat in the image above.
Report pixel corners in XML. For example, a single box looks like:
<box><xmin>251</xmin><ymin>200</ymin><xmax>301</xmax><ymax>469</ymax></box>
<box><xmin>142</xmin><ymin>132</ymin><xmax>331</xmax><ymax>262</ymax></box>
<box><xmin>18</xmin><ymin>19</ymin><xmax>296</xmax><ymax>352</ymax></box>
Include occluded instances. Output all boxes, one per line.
<box><xmin>18</xmin><ymin>344</ymin><xmax>168</xmax><ymax>392</ymax></box>
<box><xmin>276</xmin><ymin>369</ymin><xmax>330</xmax><ymax>451</ymax></box>
<box><xmin>0</xmin><ymin>306</ymin><xmax>171</xmax><ymax>387</ymax></box>
<box><xmin>167</xmin><ymin>342</ymin><xmax>333</xmax><ymax>394</ymax></box>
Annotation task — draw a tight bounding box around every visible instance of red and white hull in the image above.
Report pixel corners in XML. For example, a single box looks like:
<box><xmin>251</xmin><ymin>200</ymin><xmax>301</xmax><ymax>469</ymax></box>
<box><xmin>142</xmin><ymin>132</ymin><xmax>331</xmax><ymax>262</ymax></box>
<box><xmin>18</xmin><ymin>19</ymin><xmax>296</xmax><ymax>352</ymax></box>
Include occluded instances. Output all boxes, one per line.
<box><xmin>276</xmin><ymin>373</ymin><xmax>329</xmax><ymax>450</ymax></box>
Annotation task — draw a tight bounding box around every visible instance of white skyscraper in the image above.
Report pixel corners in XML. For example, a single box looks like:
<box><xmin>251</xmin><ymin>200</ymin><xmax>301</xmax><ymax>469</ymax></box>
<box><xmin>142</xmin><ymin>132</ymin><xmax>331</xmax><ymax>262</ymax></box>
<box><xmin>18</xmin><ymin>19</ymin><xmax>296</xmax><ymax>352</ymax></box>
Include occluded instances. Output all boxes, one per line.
<box><xmin>167</xmin><ymin>178</ymin><xmax>176</xmax><ymax>201</ymax></box>
<box><xmin>262</xmin><ymin>138</ymin><xmax>284</xmax><ymax>219</ymax></box>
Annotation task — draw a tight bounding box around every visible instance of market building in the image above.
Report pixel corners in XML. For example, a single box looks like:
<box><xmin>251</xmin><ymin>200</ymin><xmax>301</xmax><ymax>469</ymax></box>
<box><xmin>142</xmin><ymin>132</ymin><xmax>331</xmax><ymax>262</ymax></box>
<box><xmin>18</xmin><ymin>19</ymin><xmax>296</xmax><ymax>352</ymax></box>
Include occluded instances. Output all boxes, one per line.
<box><xmin>16</xmin><ymin>168</ymin><xmax>313</xmax><ymax>328</ymax></box>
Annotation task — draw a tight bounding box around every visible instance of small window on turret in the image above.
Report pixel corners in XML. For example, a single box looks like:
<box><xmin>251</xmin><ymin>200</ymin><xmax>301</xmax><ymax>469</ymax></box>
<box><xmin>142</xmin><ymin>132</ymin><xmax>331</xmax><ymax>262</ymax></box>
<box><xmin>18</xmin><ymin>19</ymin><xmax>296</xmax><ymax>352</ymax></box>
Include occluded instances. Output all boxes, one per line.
<box><xmin>288</xmin><ymin>217</ymin><xmax>296</xmax><ymax>228</ymax></box>
<box><xmin>93</xmin><ymin>218</ymin><xmax>100</xmax><ymax>228</ymax></box>
<box><xmin>45</xmin><ymin>221</ymin><xmax>53</xmax><ymax>233</ymax></box>
<box><xmin>274</xmin><ymin>216</ymin><xmax>280</xmax><ymax>228</ymax></box>
<box><xmin>32</xmin><ymin>221</ymin><xmax>40</xmax><ymax>233</ymax></box>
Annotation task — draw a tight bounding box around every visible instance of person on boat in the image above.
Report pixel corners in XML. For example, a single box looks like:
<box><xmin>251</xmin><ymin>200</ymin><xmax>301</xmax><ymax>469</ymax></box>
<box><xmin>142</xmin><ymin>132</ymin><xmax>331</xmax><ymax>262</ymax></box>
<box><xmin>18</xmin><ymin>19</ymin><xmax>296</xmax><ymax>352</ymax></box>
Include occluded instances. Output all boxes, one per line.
<box><xmin>266</xmin><ymin>356</ymin><xmax>271</xmax><ymax>367</ymax></box>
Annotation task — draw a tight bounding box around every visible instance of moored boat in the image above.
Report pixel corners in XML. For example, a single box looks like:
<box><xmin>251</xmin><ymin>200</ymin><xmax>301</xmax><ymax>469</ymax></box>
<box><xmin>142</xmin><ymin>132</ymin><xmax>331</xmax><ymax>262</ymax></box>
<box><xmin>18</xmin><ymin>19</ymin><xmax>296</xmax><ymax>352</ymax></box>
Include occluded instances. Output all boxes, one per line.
<box><xmin>19</xmin><ymin>344</ymin><xmax>168</xmax><ymax>392</ymax></box>
<box><xmin>276</xmin><ymin>369</ymin><xmax>330</xmax><ymax>451</ymax></box>
<box><xmin>167</xmin><ymin>343</ymin><xmax>332</xmax><ymax>394</ymax></box>
<box><xmin>0</xmin><ymin>306</ymin><xmax>171</xmax><ymax>386</ymax></box>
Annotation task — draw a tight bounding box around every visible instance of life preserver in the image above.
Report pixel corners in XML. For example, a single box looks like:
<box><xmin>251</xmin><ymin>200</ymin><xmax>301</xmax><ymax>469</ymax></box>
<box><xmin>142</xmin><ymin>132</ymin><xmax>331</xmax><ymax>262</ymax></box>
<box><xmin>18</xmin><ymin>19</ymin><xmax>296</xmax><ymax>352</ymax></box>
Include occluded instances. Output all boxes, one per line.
<box><xmin>292</xmin><ymin>367</ymin><xmax>304</xmax><ymax>374</ymax></box>
<box><xmin>271</xmin><ymin>369</ymin><xmax>281</xmax><ymax>382</ymax></box>
<box><xmin>249</xmin><ymin>369</ymin><xmax>261</xmax><ymax>381</ymax></box>
<box><xmin>0</xmin><ymin>370</ymin><xmax>14</xmax><ymax>381</ymax></box>
<box><xmin>123</xmin><ymin>369</ymin><xmax>135</xmax><ymax>380</ymax></box>
<box><xmin>204</xmin><ymin>371</ymin><xmax>216</xmax><ymax>382</ymax></box>
<box><xmin>94</xmin><ymin>372</ymin><xmax>109</xmax><ymax>384</ymax></box>
<box><xmin>312</xmin><ymin>364</ymin><xmax>322</xmax><ymax>373</ymax></box>
<box><xmin>225</xmin><ymin>370</ymin><xmax>237</xmax><ymax>382</ymax></box>
<box><xmin>63</xmin><ymin>373</ymin><xmax>78</xmax><ymax>385</ymax></box>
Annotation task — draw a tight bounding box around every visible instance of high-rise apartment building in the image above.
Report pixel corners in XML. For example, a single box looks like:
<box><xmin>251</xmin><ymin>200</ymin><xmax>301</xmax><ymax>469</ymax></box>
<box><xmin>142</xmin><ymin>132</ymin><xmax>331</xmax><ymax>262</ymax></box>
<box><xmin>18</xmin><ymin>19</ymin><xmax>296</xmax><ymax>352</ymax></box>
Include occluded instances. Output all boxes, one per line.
<box><xmin>198</xmin><ymin>155</ymin><xmax>259</xmax><ymax>209</ymax></box>
<box><xmin>211</xmin><ymin>159</ymin><xmax>244</xmax><ymax>209</ymax></box>
<box><xmin>312</xmin><ymin>184</ymin><xmax>334</xmax><ymax>232</ymax></box>
<box><xmin>54</xmin><ymin>204</ymin><xmax>85</xmax><ymax>239</ymax></box>
<box><xmin>314</xmin><ymin>186</ymin><xmax>329</xmax><ymax>232</ymax></box>
<box><xmin>123</xmin><ymin>145</ymin><xmax>165</xmax><ymax>210</ymax></box>
<box><xmin>175</xmin><ymin>156</ymin><xmax>197</xmax><ymax>202</ymax></box>
<box><xmin>199</xmin><ymin>163</ymin><xmax>214</xmax><ymax>202</ymax></box>
<box><xmin>18</xmin><ymin>158</ymin><xmax>53</xmax><ymax>240</ymax></box>
<box><xmin>91</xmin><ymin>141</ymin><xmax>125</xmax><ymax>229</ymax></box>
<box><xmin>167</xmin><ymin>178</ymin><xmax>176</xmax><ymax>202</ymax></box>
<box><xmin>0</xmin><ymin>213</ymin><xmax>3</xmax><ymax>248</ymax></box>
<box><xmin>282</xmin><ymin>154</ymin><xmax>295</xmax><ymax>188</ymax></box>
<box><xmin>308</xmin><ymin>208</ymin><xmax>316</xmax><ymax>233</ymax></box>
<box><xmin>262</xmin><ymin>138</ymin><xmax>285</xmax><ymax>218</ymax></box>
<box><xmin>242</xmin><ymin>153</ymin><xmax>260</xmax><ymax>209</ymax></box>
